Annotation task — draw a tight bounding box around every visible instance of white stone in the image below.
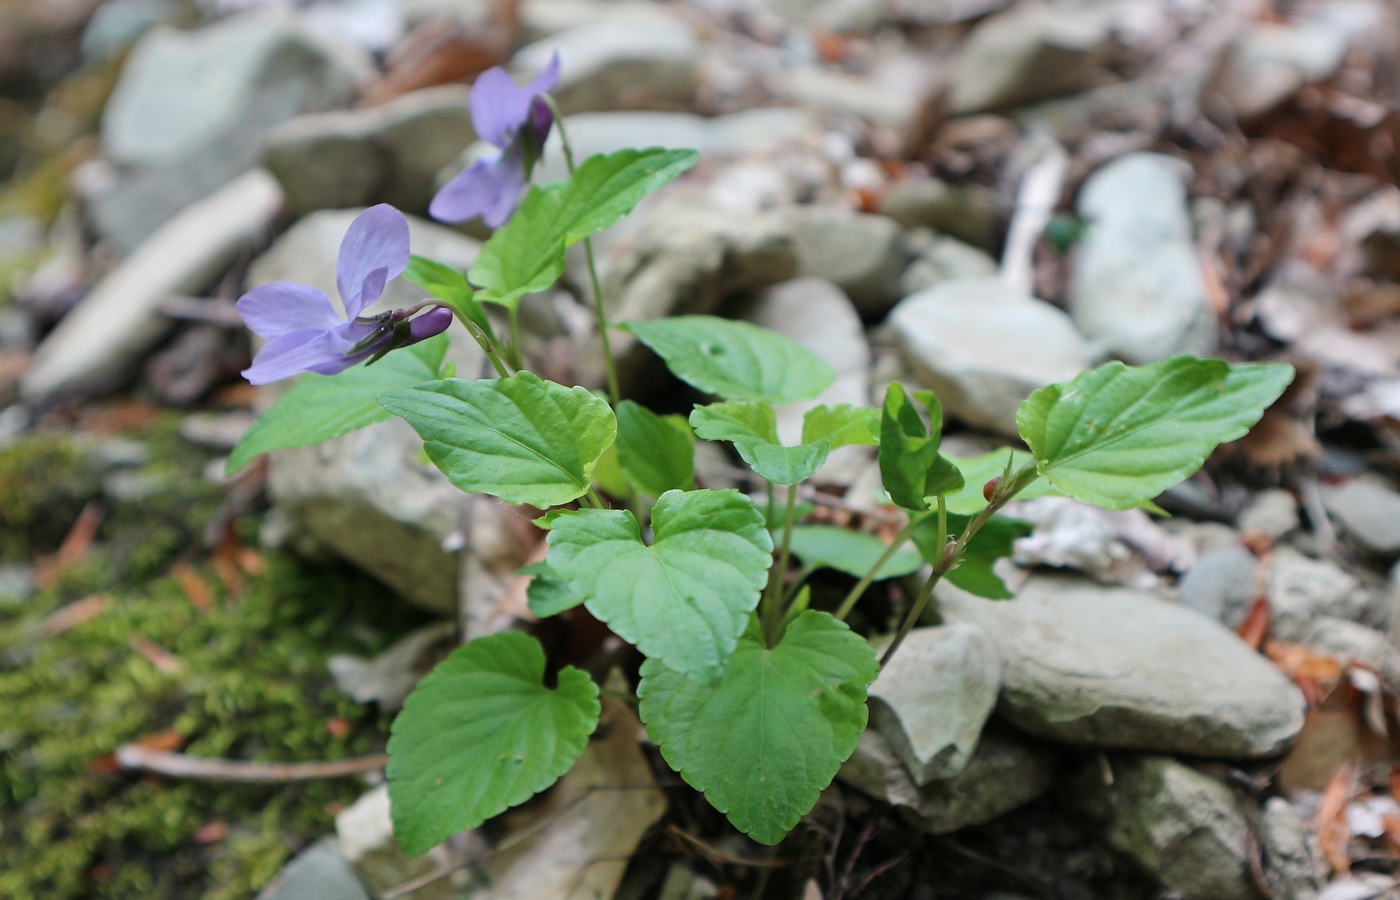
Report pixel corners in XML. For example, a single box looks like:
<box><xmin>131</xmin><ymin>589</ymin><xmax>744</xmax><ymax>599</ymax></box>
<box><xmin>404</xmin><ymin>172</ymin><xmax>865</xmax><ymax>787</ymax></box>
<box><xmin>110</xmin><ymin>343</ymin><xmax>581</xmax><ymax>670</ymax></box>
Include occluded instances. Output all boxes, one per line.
<box><xmin>1070</xmin><ymin>152</ymin><xmax>1217</xmax><ymax>363</ymax></box>
<box><xmin>888</xmin><ymin>277</ymin><xmax>1094</xmax><ymax>436</ymax></box>
<box><xmin>22</xmin><ymin>168</ymin><xmax>284</xmax><ymax>400</ymax></box>
<box><xmin>789</xmin><ymin>208</ymin><xmax>911</xmax><ymax>316</ymax></box>
<box><xmin>1324</xmin><ymin>478</ymin><xmax>1400</xmax><ymax>557</ymax></box>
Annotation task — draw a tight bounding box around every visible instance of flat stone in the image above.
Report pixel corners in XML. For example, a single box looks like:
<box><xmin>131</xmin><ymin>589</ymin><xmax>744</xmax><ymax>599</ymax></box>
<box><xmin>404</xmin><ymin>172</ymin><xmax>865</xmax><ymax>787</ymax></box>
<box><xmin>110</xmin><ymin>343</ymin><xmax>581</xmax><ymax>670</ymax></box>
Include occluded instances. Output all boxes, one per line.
<box><xmin>840</xmin><ymin>723</ymin><xmax>1058</xmax><ymax>834</ymax></box>
<box><xmin>789</xmin><ymin>208</ymin><xmax>911</xmax><ymax>317</ymax></box>
<box><xmin>1303</xmin><ymin>617</ymin><xmax>1400</xmax><ymax>696</ymax></box>
<box><xmin>1212</xmin><ymin>20</ymin><xmax>1350</xmax><ymax>120</ymax></box>
<box><xmin>880</xmin><ymin>178</ymin><xmax>1000</xmax><ymax>251</ymax></box>
<box><xmin>888</xmin><ymin>278</ymin><xmax>1093</xmax><ymax>437</ymax></box>
<box><xmin>1070</xmin><ymin>152</ymin><xmax>1217</xmax><ymax>364</ymax></box>
<box><xmin>1238</xmin><ymin>488</ymin><xmax>1301</xmax><ymax>539</ymax></box>
<box><xmin>937</xmin><ymin>574</ymin><xmax>1306</xmax><ymax>757</ymax></box>
<box><xmin>868</xmin><ymin>624</ymin><xmax>1002</xmax><ymax>784</ymax></box>
<box><xmin>946</xmin><ymin>2</ymin><xmax>1111</xmax><ymax>114</ymax></box>
<box><xmin>1095</xmin><ymin>755</ymin><xmax>1255</xmax><ymax>900</ymax></box>
<box><xmin>249</xmin><ymin>209</ymin><xmax>487</xmax><ymax>614</ymax></box>
<box><xmin>512</xmin><ymin>17</ymin><xmax>699</xmax><ymax>115</ymax></box>
<box><xmin>336</xmin><ymin>785</ymin><xmax>459</xmax><ymax>900</ymax></box>
<box><xmin>255</xmin><ymin>838</ymin><xmax>370</xmax><ymax>900</ymax></box>
<box><xmin>1177</xmin><ymin>545</ymin><xmax>1260</xmax><ymax>630</ymax></box>
<box><xmin>1258</xmin><ymin>796</ymin><xmax>1324</xmax><ymax>900</ymax></box>
<box><xmin>23</xmin><ymin>168</ymin><xmax>284</xmax><ymax>400</ymax></box>
<box><xmin>732</xmin><ymin>277</ymin><xmax>872</xmax><ymax>485</ymax></box>
<box><xmin>781</xmin><ymin>66</ymin><xmax>920</xmax><ymax>129</ymax></box>
<box><xmin>897</xmin><ymin>230</ymin><xmax>998</xmax><ymax>296</ymax></box>
<box><xmin>263</xmin><ymin>85</ymin><xmax>475</xmax><ymax>217</ymax></box>
<box><xmin>1324</xmin><ymin>478</ymin><xmax>1400</xmax><ymax>558</ymax></box>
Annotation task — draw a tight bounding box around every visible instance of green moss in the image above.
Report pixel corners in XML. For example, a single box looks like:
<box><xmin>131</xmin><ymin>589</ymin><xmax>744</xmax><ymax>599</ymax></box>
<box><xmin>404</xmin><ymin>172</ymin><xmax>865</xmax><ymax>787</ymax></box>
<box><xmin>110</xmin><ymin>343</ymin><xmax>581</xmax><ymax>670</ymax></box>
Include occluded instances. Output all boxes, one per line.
<box><xmin>0</xmin><ymin>432</ymin><xmax>101</xmax><ymax>562</ymax></box>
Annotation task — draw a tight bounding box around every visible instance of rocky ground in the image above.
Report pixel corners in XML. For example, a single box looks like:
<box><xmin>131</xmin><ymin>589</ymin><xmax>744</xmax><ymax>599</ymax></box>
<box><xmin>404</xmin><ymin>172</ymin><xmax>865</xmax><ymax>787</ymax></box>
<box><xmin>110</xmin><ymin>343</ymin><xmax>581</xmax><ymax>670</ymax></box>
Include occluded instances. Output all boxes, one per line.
<box><xmin>3</xmin><ymin>0</ymin><xmax>1400</xmax><ymax>898</ymax></box>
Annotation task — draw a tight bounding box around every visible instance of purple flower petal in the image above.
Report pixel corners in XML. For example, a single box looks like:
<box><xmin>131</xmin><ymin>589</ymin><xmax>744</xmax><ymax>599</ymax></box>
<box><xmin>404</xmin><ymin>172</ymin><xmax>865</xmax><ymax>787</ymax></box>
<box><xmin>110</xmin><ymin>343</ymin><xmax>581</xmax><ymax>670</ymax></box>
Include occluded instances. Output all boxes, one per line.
<box><xmin>405</xmin><ymin>306</ymin><xmax>454</xmax><ymax>344</ymax></box>
<box><xmin>524</xmin><ymin>53</ymin><xmax>561</xmax><ymax>105</ymax></box>
<box><xmin>242</xmin><ymin>319</ymin><xmax>384</xmax><ymax>384</ymax></box>
<box><xmin>336</xmin><ymin>204</ymin><xmax>410</xmax><ymax>319</ymax></box>
<box><xmin>469</xmin><ymin>54</ymin><xmax>560</xmax><ymax>148</ymax></box>
<box><xmin>428</xmin><ymin>149</ymin><xmax>527</xmax><ymax>226</ymax></box>
<box><xmin>236</xmin><ymin>282</ymin><xmax>343</xmax><ymax>340</ymax></box>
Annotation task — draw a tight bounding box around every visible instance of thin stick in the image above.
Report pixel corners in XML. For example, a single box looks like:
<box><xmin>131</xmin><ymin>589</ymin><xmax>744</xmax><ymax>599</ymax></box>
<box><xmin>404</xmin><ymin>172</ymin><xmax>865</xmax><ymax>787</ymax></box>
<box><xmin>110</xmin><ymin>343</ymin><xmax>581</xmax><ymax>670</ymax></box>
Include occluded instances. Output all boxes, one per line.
<box><xmin>114</xmin><ymin>745</ymin><xmax>387</xmax><ymax>783</ymax></box>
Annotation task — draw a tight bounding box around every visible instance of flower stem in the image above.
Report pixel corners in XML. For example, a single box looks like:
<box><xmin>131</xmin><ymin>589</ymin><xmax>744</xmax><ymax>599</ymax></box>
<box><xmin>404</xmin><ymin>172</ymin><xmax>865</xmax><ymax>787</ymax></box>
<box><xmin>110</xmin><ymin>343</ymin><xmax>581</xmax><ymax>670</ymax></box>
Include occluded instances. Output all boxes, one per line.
<box><xmin>506</xmin><ymin>305</ymin><xmax>524</xmax><ymax>371</ymax></box>
<box><xmin>547</xmin><ymin>98</ymin><xmax>622</xmax><ymax>406</ymax></box>
<box><xmin>833</xmin><ymin>513</ymin><xmax>926</xmax><ymax>623</ymax></box>
<box><xmin>448</xmin><ymin>306</ymin><xmax>510</xmax><ymax>377</ymax></box>
<box><xmin>762</xmin><ymin>484</ymin><xmax>798</xmax><ymax>646</ymax></box>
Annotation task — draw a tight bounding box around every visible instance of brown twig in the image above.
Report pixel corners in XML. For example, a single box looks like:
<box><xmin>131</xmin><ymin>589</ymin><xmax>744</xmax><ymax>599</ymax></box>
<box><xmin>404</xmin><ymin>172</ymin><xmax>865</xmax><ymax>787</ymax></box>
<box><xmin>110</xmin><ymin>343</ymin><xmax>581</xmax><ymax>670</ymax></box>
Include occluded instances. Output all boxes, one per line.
<box><xmin>114</xmin><ymin>745</ymin><xmax>387</xmax><ymax>782</ymax></box>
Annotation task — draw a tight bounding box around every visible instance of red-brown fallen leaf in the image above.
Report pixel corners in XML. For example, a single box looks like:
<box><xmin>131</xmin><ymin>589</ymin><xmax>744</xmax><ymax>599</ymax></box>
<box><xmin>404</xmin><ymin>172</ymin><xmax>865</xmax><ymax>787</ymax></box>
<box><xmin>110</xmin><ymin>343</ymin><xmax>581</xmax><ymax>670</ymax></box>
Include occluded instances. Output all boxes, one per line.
<box><xmin>1237</xmin><ymin>596</ymin><xmax>1271</xmax><ymax>651</ymax></box>
<box><xmin>193</xmin><ymin>821</ymin><xmax>228</xmax><ymax>844</ymax></box>
<box><xmin>34</xmin><ymin>501</ymin><xmax>105</xmax><ymax>590</ymax></box>
<box><xmin>326</xmin><ymin>717</ymin><xmax>352</xmax><ymax>740</ymax></box>
<box><xmin>361</xmin><ymin>19</ymin><xmax>511</xmax><ymax>106</ymax></box>
<box><xmin>1279</xmin><ymin>682</ymin><xmax>1362</xmax><ymax>794</ymax></box>
<box><xmin>136</xmin><ymin>729</ymin><xmax>185</xmax><ymax>752</ymax></box>
<box><xmin>128</xmin><ymin>636</ymin><xmax>182</xmax><ymax>675</ymax></box>
<box><xmin>811</xmin><ymin>27</ymin><xmax>849</xmax><ymax>65</ymax></box>
<box><xmin>41</xmin><ymin>594</ymin><xmax>108</xmax><ymax>635</ymax></box>
<box><xmin>1381</xmin><ymin>814</ymin><xmax>1400</xmax><ymax>856</ymax></box>
<box><xmin>172</xmin><ymin>561</ymin><xmax>214</xmax><ymax>612</ymax></box>
<box><xmin>87</xmin><ymin>753</ymin><xmax>121</xmax><ymax>775</ymax></box>
<box><xmin>1317</xmin><ymin>761</ymin><xmax>1357</xmax><ymax>874</ymax></box>
<box><xmin>1267</xmin><ymin>640</ymin><xmax>1344</xmax><ymax>704</ymax></box>
<box><xmin>235</xmin><ymin>547</ymin><xmax>264</xmax><ymax>576</ymax></box>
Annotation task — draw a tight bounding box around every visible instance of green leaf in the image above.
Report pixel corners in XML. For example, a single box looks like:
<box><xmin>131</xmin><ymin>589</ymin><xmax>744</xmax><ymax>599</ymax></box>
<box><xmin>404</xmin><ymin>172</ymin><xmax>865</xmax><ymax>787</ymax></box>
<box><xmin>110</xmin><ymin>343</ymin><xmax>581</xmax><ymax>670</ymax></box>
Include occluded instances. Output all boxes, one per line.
<box><xmin>625</xmin><ymin>316</ymin><xmax>835</xmax><ymax>404</ymax></box>
<box><xmin>690</xmin><ymin>402</ymin><xmax>874</xmax><ymax>485</ymax></box>
<box><xmin>912</xmin><ymin>513</ymin><xmax>1031</xmax><ymax>599</ymax></box>
<box><xmin>226</xmin><ymin>335</ymin><xmax>447</xmax><ymax>475</ymax></box>
<box><xmin>379</xmin><ymin>371</ymin><xmax>616</xmax><ymax>508</ymax></box>
<box><xmin>615</xmin><ymin>400</ymin><xmax>694</xmax><ymax>499</ymax></box>
<box><xmin>469</xmin><ymin>148</ymin><xmax>699</xmax><ymax>309</ymax></box>
<box><xmin>402</xmin><ymin>254</ymin><xmax>488</xmax><ymax>332</ymax></box>
<box><xmin>878</xmin><ymin>383</ymin><xmax>962</xmax><ymax>510</ymax></box>
<box><xmin>546</xmin><ymin>489</ymin><xmax>773</xmax><ymax>680</ymax></box>
<box><xmin>520</xmin><ymin>562</ymin><xmax>585</xmax><ymax>617</ymax></box>
<box><xmin>387</xmin><ymin>632</ymin><xmax>600</xmax><ymax>856</ymax></box>
<box><xmin>941</xmin><ymin>450</ymin><xmax>1047</xmax><ymax>514</ymax></box>
<box><xmin>1016</xmin><ymin>356</ymin><xmax>1295</xmax><ymax>510</ymax></box>
<box><xmin>638</xmin><ymin>610</ymin><xmax>878</xmax><ymax>844</ymax></box>
<box><xmin>591</xmin><ymin>440</ymin><xmax>632</xmax><ymax>500</ymax></box>
<box><xmin>788</xmin><ymin>525</ymin><xmax>923</xmax><ymax>580</ymax></box>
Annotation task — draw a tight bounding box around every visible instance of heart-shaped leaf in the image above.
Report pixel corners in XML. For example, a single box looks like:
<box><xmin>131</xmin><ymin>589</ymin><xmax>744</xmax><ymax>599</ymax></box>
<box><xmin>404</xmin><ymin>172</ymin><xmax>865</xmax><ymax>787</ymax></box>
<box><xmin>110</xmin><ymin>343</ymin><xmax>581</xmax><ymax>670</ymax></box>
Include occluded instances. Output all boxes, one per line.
<box><xmin>379</xmin><ymin>371</ymin><xmax>616</xmax><ymax>508</ymax></box>
<box><xmin>388</xmin><ymin>632</ymin><xmax>600</xmax><ymax>856</ymax></box>
<box><xmin>638</xmin><ymin>610</ymin><xmax>878</xmax><ymax>844</ymax></box>
<box><xmin>469</xmin><ymin>148</ymin><xmax>699</xmax><ymax>309</ymax></box>
<box><xmin>788</xmin><ymin>525</ymin><xmax>923</xmax><ymax>580</ymax></box>
<box><xmin>1017</xmin><ymin>356</ymin><xmax>1295</xmax><ymax>510</ymax></box>
<box><xmin>519</xmin><ymin>562</ymin><xmax>584</xmax><ymax>617</ymax></box>
<box><xmin>690</xmin><ymin>402</ymin><xmax>877</xmax><ymax>485</ymax></box>
<box><xmin>625</xmin><ymin>316</ymin><xmax>834</xmax><ymax>404</ymax></box>
<box><xmin>227</xmin><ymin>335</ymin><xmax>447</xmax><ymax>475</ymax></box>
<box><xmin>615</xmin><ymin>400</ymin><xmax>694</xmax><ymax>499</ymax></box>
<box><xmin>546</xmin><ymin>489</ymin><xmax>772</xmax><ymax>680</ymax></box>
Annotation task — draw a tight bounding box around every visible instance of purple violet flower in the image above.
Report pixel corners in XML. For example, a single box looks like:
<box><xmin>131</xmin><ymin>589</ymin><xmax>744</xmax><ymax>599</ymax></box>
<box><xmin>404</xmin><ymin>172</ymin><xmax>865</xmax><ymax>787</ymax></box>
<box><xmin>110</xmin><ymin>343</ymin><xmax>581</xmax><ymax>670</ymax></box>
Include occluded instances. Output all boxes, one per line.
<box><xmin>429</xmin><ymin>54</ymin><xmax>561</xmax><ymax>227</ymax></box>
<box><xmin>237</xmin><ymin>204</ymin><xmax>452</xmax><ymax>385</ymax></box>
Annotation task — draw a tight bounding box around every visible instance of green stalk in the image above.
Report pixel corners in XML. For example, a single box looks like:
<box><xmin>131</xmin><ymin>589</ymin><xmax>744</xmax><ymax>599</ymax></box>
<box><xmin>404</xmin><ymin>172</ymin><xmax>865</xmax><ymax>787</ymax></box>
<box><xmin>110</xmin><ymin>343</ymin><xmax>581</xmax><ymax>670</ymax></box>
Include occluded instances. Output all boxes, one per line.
<box><xmin>506</xmin><ymin>306</ymin><xmax>524</xmax><ymax>371</ymax></box>
<box><xmin>448</xmin><ymin>306</ymin><xmax>510</xmax><ymax>377</ymax></box>
<box><xmin>545</xmin><ymin>97</ymin><xmax>621</xmax><ymax>406</ymax></box>
<box><xmin>762</xmin><ymin>485</ymin><xmax>798</xmax><ymax>646</ymax></box>
<box><xmin>833</xmin><ymin>513</ymin><xmax>926</xmax><ymax>622</ymax></box>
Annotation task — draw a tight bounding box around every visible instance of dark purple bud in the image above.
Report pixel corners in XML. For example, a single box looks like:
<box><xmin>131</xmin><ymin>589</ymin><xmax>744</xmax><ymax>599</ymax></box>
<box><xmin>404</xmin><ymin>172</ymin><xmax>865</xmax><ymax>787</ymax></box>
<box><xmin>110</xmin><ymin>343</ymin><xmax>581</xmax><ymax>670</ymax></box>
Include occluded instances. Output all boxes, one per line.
<box><xmin>405</xmin><ymin>306</ymin><xmax>454</xmax><ymax>345</ymax></box>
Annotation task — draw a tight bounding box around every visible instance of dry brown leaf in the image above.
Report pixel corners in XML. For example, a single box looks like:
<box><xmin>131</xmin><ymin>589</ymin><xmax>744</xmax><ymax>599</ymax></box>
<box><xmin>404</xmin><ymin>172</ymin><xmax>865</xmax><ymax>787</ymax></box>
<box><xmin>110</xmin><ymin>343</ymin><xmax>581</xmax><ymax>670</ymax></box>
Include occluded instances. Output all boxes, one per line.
<box><xmin>1237</xmin><ymin>596</ymin><xmax>1271</xmax><ymax>651</ymax></box>
<box><xmin>1267</xmin><ymin>640</ymin><xmax>1344</xmax><ymax>702</ymax></box>
<box><xmin>1317</xmin><ymin>761</ymin><xmax>1357</xmax><ymax>874</ymax></box>
<box><xmin>41</xmin><ymin>594</ymin><xmax>108</xmax><ymax>636</ymax></box>
<box><xmin>34</xmin><ymin>501</ymin><xmax>105</xmax><ymax>590</ymax></box>
<box><xmin>172</xmin><ymin>562</ymin><xmax>214</xmax><ymax>612</ymax></box>
<box><xmin>128</xmin><ymin>636</ymin><xmax>182</xmax><ymax>675</ymax></box>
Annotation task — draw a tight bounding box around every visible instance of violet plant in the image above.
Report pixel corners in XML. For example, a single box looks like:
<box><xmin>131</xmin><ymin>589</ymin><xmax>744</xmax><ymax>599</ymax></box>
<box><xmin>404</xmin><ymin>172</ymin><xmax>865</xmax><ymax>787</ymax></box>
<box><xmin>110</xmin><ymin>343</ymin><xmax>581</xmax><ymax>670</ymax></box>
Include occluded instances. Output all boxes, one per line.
<box><xmin>226</xmin><ymin>62</ymin><xmax>1297</xmax><ymax>853</ymax></box>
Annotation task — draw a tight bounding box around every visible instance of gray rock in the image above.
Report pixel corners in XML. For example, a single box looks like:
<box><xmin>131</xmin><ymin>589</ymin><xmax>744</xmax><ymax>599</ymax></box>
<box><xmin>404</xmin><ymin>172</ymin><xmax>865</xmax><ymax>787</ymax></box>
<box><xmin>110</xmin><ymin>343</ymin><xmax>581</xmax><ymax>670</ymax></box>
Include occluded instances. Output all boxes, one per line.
<box><xmin>518</xmin><ymin>0</ymin><xmax>678</xmax><ymax>41</ymax></box>
<box><xmin>263</xmin><ymin>85</ymin><xmax>475</xmax><ymax>217</ymax></box>
<box><xmin>947</xmin><ymin>2</ymin><xmax>1111</xmax><ymax>114</ymax></box>
<box><xmin>880</xmin><ymin>178</ymin><xmax>1000</xmax><ymax>251</ymax></box>
<box><xmin>23</xmin><ymin>169</ymin><xmax>284</xmax><ymax>400</ymax></box>
<box><xmin>1177</xmin><ymin>545</ymin><xmax>1259</xmax><ymax>629</ymax></box>
<box><xmin>512</xmin><ymin>17</ymin><xmax>699</xmax><ymax>116</ymax></box>
<box><xmin>92</xmin><ymin>12</ymin><xmax>365</xmax><ymax>250</ymax></box>
<box><xmin>768</xmin><ymin>0</ymin><xmax>886</xmax><ymax>33</ymax></box>
<box><xmin>583</xmin><ymin>196</ymin><xmax>797</xmax><ymax>393</ymax></box>
<box><xmin>1258</xmin><ymin>796</ymin><xmax>1322</xmax><ymax>900</ymax></box>
<box><xmin>0</xmin><ymin>564</ymin><xmax>34</xmax><ymax>607</ymax></box>
<box><xmin>250</xmin><ymin>209</ymin><xmax>486</xmax><ymax>614</ymax></box>
<box><xmin>840</xmin><ymin>723</ymin><xmax>1058</xmax><ymax>834</ymax></box>
<box><xmin>868</xmin><ymin>624</ymin><xmax>1002</xmax><ymax>784</ymax></box>
<box><xmin>789</xmin><ymin>208</ymin><xmax>911</xmax><ymax>317</ymax></box>
<box><xmin>1267</xmin><ymin>547</ymin><xmax>1374</xmax><ymax>641</ymax></box>
<box><xmin>1095</xmin><ymin>756</ymin><xmax>1255</xmax><ymax>900</ymax></box>
<box><xmin>888</xmin><ymin>278</ymin><xmax>1093</xmax><ymax>437</ymax></box>
<box><xmin>1238</xmin><ymin>488</ymin><xmax>1301</xmax><ymax>540</ymax></box>
<box><xmin>1324</xmin><ymin>478</ymin><xmax>1400</xmax><ymax>558</ymax></box>
<box><xmin>781</xmin><ymin>66</ymin><xmax>920</xmax><ymax>129</ymax></box>
<box><xmin>1070</xmin><ymin>152</ymin><xmax>1217</xmax><ymax>364</ymax></box>
<box><xmin>329</xmin><ymin>621</ymin><xmax>455</xmax><ymax>712</ymax></box>
<box><xmin>255</xmin><ymin>838</ymin><xmax>370</xmax><ymax>900</ymax></box>
<box><xmin>897</xmin><ymin>230</ymin><xmax>998</xmax><ymax>297</ymax></box>
<box><xmin>336</xmin><ymin>785</ymin><xmax>461</xmax><ymax>900</ymax></box>
<box><xmin>937</xmin><ymin>574</ymin><xmax>1306</xmax><ymax>757</ymax></box>
<box><xmin>1212</xmin><ymin>20</ymin><xmax>1350</xmax><ymax>120</ymax></box>
<box><xmin>732</xmin><ymin>277</ymin><xmax>872</xmax><ymax>485</ymax></box>
<box><xmin>1303</xmin><ymin>617</ymin><xmax>1400</xmax><ymax>696</ymax></box>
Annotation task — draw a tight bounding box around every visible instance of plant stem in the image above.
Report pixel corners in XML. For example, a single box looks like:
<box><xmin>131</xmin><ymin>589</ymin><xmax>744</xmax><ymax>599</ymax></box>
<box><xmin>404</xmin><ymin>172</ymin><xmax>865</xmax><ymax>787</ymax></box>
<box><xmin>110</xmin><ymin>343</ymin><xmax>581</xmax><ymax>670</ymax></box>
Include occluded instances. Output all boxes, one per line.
<box><xmin>547</xmin><ymin>102</ymin><xmax>623</xmax><ymax>407</ymax></box>
<box><xmin>585</xmin><ymin>487</ymin><xmax>607</xmax><ymax>509</ymax></box>
<box><xmin>506</xmin><ymin>305</ymin><xmax>524</xmax><ymax>371</ymax></box>
<box><xmin>762</xmin><ymin>485</ymin><xmax>798</xmax><ymax>646</ymax></box>
<box><xmin>448</xmin><ymin>307</ymin><xmax>510</xmax><ymax>377</ymax></box>
<box><xmin>833</xmin><ymin>513</ymin><xmax>926</xmax><ymax>622</ymax></box>
<box><xmin>783</xmin><ymin>563</ymin><xmax>818</xmax><ymax>605</ymax></box>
